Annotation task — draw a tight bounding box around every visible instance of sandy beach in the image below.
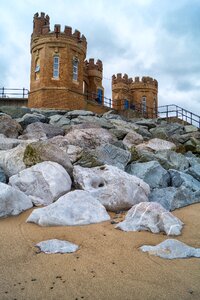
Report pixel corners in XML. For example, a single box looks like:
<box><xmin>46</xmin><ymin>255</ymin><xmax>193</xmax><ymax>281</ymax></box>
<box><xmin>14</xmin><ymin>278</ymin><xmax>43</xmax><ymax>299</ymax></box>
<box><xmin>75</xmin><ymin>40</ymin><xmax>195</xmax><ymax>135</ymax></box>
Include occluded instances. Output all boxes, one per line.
<box><xmin>0</xmin><ymin>203</ymin><xmax>200</xmax><ymax>300</ymax></box>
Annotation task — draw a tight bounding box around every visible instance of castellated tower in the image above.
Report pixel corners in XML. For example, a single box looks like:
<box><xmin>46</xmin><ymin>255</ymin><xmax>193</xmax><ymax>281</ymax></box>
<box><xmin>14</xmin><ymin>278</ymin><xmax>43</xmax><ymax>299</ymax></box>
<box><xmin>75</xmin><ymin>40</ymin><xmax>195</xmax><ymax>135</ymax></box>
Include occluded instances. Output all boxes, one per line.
<box><xmin>28</xmin><ymin>12</ymin><xmax>104</xmax><ymax>110</ymax></box>
<box><xmin>112</xmin><ymin>74</ymin><xmax>158</xmax><ymax>117</ymax></box>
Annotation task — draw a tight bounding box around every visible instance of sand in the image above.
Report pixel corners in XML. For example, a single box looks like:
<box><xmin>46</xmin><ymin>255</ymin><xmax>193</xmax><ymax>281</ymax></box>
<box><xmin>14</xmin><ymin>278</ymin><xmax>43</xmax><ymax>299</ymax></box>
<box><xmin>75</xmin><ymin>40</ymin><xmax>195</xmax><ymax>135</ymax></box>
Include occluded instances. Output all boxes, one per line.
<box><xmin>0</xmin><ymin>203</ymin><xmax>200</xmax><ymax>300</ymax></box>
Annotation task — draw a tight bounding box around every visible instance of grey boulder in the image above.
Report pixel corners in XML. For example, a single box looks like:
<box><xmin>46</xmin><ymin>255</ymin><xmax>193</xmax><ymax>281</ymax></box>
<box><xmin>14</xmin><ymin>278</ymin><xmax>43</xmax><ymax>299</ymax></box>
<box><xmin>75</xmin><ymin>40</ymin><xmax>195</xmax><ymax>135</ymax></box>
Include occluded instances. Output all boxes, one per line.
<box><xmin>116</xmin><ymin>202</ymin><xmax>183</xmax><ymax>235</ymax></box>
<box><xmin>0</xmin><ymin>114</ymin><xmax>22</xmax><ymax>138</ymax></box>
<box><xmin>75</xmin><ymin>143</ymin><xmax>131</xmax><ymax>170</ymax></box>
<box><xmin>149</xmin><ymin>186</ymin><xmax>200</xmax><ymax>211</ymax></box>
<box><xmin>19</xmin><ymin>122</ymin><xmax>64</xmax><ymax>140</ymax></box>
<box><xmin>126</xmin><ymin>161</ymin><xmax>170</xmax><ymax>189</ymax></box>
<box><xmin>140</xmin><ymin>239</ymin><xmax>200</xmax><ymax>259</ymax></box>
<box><xmin>26</xmin><ymin>190</ymin><xmax>110</xmax><ymax>226</ymax></box>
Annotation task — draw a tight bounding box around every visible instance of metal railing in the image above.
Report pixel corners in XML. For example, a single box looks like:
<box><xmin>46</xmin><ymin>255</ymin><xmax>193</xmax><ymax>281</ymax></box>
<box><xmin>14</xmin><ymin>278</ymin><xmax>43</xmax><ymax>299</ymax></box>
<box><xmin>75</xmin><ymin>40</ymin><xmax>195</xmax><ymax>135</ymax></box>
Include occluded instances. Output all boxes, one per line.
<box><xmin>0</xmin><ymin>87</ymin><xmax>29</xmax><ymax>99</ymax></box>
<box><xmin>157</xmin><ymin>104</ymin><xmax>200</xmax><ymax>128</ymax></box>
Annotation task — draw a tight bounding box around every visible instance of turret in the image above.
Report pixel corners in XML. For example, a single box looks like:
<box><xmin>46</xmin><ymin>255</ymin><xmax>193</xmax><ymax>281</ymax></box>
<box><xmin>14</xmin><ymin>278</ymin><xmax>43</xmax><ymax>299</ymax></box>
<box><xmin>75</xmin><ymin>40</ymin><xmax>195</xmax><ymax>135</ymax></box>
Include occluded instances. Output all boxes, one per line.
<box><xmin>33</xmin><ymin>12</ymin><xmax>50</xmax><ymax>36</ymax></box>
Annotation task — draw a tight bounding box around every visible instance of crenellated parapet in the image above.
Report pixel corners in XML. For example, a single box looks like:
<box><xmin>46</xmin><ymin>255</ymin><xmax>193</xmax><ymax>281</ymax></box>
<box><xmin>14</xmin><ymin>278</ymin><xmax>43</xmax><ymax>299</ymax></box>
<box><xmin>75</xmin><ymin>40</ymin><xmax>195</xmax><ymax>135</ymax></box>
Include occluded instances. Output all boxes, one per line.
<box><xmin>31</xmin><ymin>12</ymin><xmax>87</xmax><ymax>53</ymax></box>
<box><xmin>112</xmin><ymin>74</ymin><xmax>157</xmax><ymax>89</ymax></box>
<box><xmin>112</xmin><ymin>73</ymin><xmax>158</xmax><ymax>113</ymax></box>
<box><xmin>84</xmin><ymin>59</ymin><xmax>103</xmax><ymax>79</ymax></box>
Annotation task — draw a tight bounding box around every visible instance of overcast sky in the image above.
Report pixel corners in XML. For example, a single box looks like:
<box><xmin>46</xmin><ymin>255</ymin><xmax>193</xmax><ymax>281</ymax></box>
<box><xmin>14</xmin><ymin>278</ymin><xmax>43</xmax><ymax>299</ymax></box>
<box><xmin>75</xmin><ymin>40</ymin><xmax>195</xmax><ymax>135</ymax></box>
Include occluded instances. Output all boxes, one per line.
<box><xmin>0</xmin><ymin>0</ymin><xmax>200</xmax><ymax>115</ymax></box>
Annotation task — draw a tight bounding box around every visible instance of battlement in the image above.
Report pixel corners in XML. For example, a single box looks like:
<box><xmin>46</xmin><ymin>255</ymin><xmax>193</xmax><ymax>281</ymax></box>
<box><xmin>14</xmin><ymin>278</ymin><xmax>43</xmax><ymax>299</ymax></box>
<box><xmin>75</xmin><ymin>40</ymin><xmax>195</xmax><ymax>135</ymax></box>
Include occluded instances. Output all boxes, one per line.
<box><xmin>112</xmin><ymin>73</ymin><xmax>130</xmax><ymax>84</ymax></box>
<box><xmin>112</xmin><ymin>73</ymin><xmax>158</xmax><ymax>88</ymax></box>
<box><xmin>32</xmin><ymin>12</ymin><xmax>87</xmax><ymax>43</ymax></box>
<box><xmin>85</xmin><ymin>59</ymin><xmax>103</xmax><ymax>72</ymax></box>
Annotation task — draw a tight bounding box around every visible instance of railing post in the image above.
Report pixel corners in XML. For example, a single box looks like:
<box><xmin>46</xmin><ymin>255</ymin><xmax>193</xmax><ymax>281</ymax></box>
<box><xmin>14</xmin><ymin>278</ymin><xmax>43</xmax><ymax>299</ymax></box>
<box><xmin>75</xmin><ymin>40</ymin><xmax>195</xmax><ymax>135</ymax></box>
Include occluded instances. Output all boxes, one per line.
<box><xmin>22</xmin><ymin>88</ymin><xmax>25</xmax><ymax>98</ymax></box>
<box><xmin>2</xmin><ymin>87</ymin><xmax>4</xmax><ymax>98</ymax></box>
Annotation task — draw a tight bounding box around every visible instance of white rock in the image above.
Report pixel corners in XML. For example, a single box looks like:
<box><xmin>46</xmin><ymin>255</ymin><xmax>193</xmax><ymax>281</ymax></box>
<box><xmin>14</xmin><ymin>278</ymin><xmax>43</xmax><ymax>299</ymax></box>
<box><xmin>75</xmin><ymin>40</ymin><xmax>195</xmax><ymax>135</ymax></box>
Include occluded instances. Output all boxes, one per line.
<box><xmin>26</xmin><ymin>190</ymin><xmax>110</xmax><ymax>226</ymax></box>
<box><xmin>64</xmin><ymin>127</ymin><xmax>117</xmax><ymax>149</ymax></box>
<box><xmin>0</xmin><ymin>182</ymin><xmax>33</xmax><ymax>218</ymax></box>
<box><xmin>0</xmin><ymin>145</ymin><xmax>27</xmax><ymax>177</ymax></box>
<box><xmin>36</xmin><ymin>239</ymin><xmax>79</xmax><ymax>254</ymax></box>
<box><xmin>137</xmin><ymin>138</ymin><xmax>176</xmax><ymax>152</ymax></box>
<box><xmin>66</xmin><ymin>145</ymin><xmax>83</xmax><ymax>163</ymax></box>
<box><xmin>73</xmin><ymin>165</ymin><xmax>150</xmax><ymax>212</ymax></box>
<box><xmin>116</xmin><ymin>202</ymin><xmax>183</xmax><ymax>235</ymax></box>
<box><xmin>9</xmin><ymin>161</ymin><xmax>72</xmax><ymax>206</ymax></box>
<box><xmin>123</xmin><ymin>131</ymin><xmax>144</xmax><ymax>148</ymax></box>
<box><xmin>140</xmin><ymin>239</ymin><xmax>200</xmax><ymax>259</ymax></box>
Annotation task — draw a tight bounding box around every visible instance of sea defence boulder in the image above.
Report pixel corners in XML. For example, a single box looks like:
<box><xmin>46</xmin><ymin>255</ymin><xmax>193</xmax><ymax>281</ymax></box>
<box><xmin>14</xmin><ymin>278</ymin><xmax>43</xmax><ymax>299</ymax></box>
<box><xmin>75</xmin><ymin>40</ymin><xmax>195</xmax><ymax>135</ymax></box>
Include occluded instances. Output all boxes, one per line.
<box><xmin>36</xmin><ymin>239</ymin><xmax>79</xmax><ymax>254</ymax></box>
<box><xmin>73</xmin><ymin>164</ymin><xmax>150</xmax><ymax>211</ymax></box>
<box><xmin>9</xmin><ymin>161</ymin><xmax>72</xmax><ymax>206</ymax></box>
<box><xmin>116</xmin><ymin>202</ymin><xmax>183</xmax><ymax>235</ymax></box>
<box><xmin>140</xmin><ymin>239</ymin><xmax>200</xmax><ymax>259</ymax></box>
<box><xmin>27</xmin><ymin>190</ymin><xmax>110</xmax><ymax>226</ymax></box>
<box><xmin>0</xmin><ymin>182</ymin><xmax>32</xmax><ymax>218</ymax></box>
<box><xmin>126</xmin><ymin>160</ymin><xmax>170</xmax><ymax>189</ymax></box>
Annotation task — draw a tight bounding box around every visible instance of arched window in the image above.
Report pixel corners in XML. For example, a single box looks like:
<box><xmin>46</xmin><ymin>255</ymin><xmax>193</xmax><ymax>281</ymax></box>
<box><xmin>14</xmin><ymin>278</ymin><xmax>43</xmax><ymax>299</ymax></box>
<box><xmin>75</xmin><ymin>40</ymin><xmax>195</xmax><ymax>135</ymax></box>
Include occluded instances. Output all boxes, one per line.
<box><xmin>53</xmin><ymin>55</ymin><xmax>59</xmax><ymax>79</ymax></box>
<box><xmin>142</xmin><ymin>96</ymin><xmax>146</xmax><ymax>113</ymax></box>
<box><xmin>73</xmin><ymin>58</ymin><xmax>78</xmax><ymax>81</ymax></box>
<box><xmin>35</xmin><ymin>58</ymin><xmax>40</xmax><ymax>80</ymax></box>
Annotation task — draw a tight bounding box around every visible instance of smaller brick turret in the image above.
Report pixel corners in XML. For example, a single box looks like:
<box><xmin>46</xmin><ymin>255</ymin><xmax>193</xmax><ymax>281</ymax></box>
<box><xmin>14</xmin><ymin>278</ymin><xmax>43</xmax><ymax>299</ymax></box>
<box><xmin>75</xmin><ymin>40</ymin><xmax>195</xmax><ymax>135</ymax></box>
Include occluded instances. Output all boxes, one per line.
<box><xmin>84</xmin><ymin>59</ymin><xmax>104</xmax><ymax>103</ymax></box>
<box><xmin>33</xmin><ymin>12</ymin><xmax>50</xmax><ymax>36</ymax></box>
<box><xmin>112</xmin><ymin>73</ymin><xmax>158</xmax><ymax>117</ymax></box>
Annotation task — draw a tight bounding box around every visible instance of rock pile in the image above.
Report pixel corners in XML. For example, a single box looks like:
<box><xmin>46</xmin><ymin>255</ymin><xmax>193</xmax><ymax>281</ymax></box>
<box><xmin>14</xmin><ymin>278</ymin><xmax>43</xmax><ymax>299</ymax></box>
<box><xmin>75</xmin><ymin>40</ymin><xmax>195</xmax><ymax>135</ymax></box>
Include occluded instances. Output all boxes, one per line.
<box><xmin>0</xmin><ymin>106</ymin><xmax>200</xmax><ymax>257</ymax></box>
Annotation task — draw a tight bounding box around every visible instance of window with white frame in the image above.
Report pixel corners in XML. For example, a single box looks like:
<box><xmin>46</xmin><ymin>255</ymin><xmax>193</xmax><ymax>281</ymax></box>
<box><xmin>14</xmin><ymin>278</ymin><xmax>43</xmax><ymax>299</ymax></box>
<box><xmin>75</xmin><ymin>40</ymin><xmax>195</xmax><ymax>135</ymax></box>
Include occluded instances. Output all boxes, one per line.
<box><xmin>53</xmin><ymin>55</ymin><xmax>59</xmax><ymax>79</ymax></box>
<box><xmin>73</xmin><ymin>58</ymin><xmax>78</xmax><ymax>81</ymax></box>
<box><xmin>35</xmin><ymin>58</ymin><xmax>40</xmax><ymax>80</ymax></box>
<box><xmin>142</xmin><ymin>96</ymin><xmax>146</xmax><ymax>112</ymax></box>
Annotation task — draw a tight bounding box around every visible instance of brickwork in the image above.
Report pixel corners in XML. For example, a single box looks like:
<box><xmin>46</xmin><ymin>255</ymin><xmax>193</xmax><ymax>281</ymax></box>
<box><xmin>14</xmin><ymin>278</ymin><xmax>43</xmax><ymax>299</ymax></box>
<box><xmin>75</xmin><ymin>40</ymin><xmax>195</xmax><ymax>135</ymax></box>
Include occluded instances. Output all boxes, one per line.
<box><xmin>29</xmin><ymin>12</ymin><xmax>104</xmax><ymax>109</ymax></box>
<box><xmin>112</xmin><ymin>73</ymin><xmax>158</xmax><ymax>117</ymax></box>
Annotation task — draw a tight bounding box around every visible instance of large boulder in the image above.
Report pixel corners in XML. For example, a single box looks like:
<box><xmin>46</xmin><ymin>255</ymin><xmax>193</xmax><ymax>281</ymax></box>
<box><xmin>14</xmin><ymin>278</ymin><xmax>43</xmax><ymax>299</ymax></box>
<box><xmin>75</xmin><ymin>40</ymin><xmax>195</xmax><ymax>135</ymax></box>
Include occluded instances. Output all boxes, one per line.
<box><xmin>0</xmin><ymin>145</ymin><xmax>27</xmax><ymax>177</ymax></box>
<box><xmin>186</xmin><ymin>164</ymin><xmax>200</xmax><ymax>181</ymax></box>
<box><xmin>154</xmin><ymin>150</ymin><xmax>189</xmax><ymax>171</ymax></box>
<box><xmin>9</xmin><ymin>161</ymin><xmax>72</xmax><ymax>206</ymax></box>
<box><xmin>116</xmin><ymin>202</ymin><xmax>183</xmax><ymax>235</ymax></box>
<box><xmin>49</xmin><ymin>115</ymin><xmax>71</xmax><ymax>127</ymax></box>
<box><xmin>23</xmin><ymin>141</ymin><xmax>73</xmax><ymax>176</ymax></box>
<box><xmin>26</xmin><ymin>190</ymin><xmax>110</xmax><ymax>226</ymax></box>
<box><xmin>66</xmin><ymin>110</ymin><xmax>95</xmax><ymax>118</ymax></box>
<box><xmin>71</xmin><ymin>116</ymin><xmax>114</xmax><ymax>129</ymax></box>
<box><xmin>169</xmin><ymin>169</ymin><xmax>200</xmax><ymax>191</ymax></box>
<box><xmin>0</xmin><ymin>167</ymin><xmax>6</xmax><ymax>183</ymax></box>
<box><xmin>122</xmin><ymin>131</ymin><xmax>144</xmax><ymax>148</ymax></box>
<box><xmin>0</xmin><ymin>182</ymin><xmax>32</xmax><ymax>218</ymax></box>
<box><xmin>126</xmin><ymin>161</ymin><xmax>170</xmax><ymax>189</ymax></box>
<box><xmin>19</xmin><ymin>122</ymin><xmax>64</xmax><ymax>140</ymax></box>
<box><xmin>75</xmin><ymin>143</ymin><xmax>131</xmax><ymax>170</ymax></box>
<box><xmin>137</xmin><ymin>138</ymin><xmax>176</xmax><ymax>152</ymax></box>
<box><xmin>73</xmin><ymin>164</ymin><xmax>150</xmax><ymax>212</ymax></box>
<box><xmin>0</xmin><ymin>114</ymin><xmax>22</xmax><ymax>138</ymax></box>
<box><xmin>140</xmin><ymin>239</ymin><xmax>200</xmax><ymax>259</ymax></box>
<box><xmin>0</xmin><ymin>106</ymin><xmax>31</xmax><ymax>119</ymax></box>
<box><xmin>149</xmin><ymin>186</ymin><xmax>200</xmax><ymax>211</ymax></box>
<box><xmin>36</xmin><ymin>239</ymin><xmax>79</xmax><ymax>254</ymax></box>
<box><xmin>64</xmin><ymin>127</ymin><xmax>117</xmax><ymax>149</ymax></box>
<box><xmin>17</xmin><ymin>113</ymin><xmax>48</xmax><ymax>128</ymax></box>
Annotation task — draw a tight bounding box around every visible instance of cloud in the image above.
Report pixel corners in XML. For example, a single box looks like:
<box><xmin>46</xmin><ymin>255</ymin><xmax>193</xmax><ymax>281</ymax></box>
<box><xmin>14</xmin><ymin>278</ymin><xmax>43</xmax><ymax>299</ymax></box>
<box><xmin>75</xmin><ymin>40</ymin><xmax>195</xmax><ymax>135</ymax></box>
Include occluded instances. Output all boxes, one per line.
<box><xmin>0</xmin><ymin>0</ymin><xmax>199</xmax><ymax>115</ymax></box>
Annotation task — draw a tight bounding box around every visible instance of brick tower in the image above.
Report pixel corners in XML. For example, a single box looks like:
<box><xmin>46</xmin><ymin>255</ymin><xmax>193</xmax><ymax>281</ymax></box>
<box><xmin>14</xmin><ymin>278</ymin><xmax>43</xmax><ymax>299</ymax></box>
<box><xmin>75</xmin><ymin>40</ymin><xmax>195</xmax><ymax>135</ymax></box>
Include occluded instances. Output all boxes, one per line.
<box><xmin>28</xmin><ymin>12</ymin><xmax>104</xmax><ymax>110</ymax></box>
<box><xmin>112</xmin><ymin>73</ymin><xmax>158</xmax><ymax>117</ymax></box>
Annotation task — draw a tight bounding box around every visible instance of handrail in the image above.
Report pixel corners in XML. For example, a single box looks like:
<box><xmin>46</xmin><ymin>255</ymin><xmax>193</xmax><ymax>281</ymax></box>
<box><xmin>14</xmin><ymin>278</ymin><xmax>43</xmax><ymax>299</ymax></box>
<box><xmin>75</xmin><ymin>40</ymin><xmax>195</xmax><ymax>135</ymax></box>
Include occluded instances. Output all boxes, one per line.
<box><xmin>157</xmin><ymin>104</ymin><xmax>200</xmax><ymax>128</ymax></box>
<box><xmin>0</xmin><ymin>87</ymin><xmax>29</xmax><ymax>98</ymax></box>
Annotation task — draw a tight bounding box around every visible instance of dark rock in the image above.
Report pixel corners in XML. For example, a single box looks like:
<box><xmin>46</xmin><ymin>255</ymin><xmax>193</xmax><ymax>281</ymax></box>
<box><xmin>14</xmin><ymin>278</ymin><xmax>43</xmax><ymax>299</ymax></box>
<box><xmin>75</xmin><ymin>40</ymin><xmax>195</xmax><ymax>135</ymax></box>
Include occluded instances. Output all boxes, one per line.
<box><xmin>0</xmin><ymin>167</ymin><xmax>6</xmax><ymax>183</ymax></box>
<box><xmin>0</xmin><ymin>114</ymin><xmax>22</xmax><ymax>138</ymax></box>
<box><xmin>0</xmin><ymin>106</ymin><xmax>31</xmax><ymax>119</ymax></box>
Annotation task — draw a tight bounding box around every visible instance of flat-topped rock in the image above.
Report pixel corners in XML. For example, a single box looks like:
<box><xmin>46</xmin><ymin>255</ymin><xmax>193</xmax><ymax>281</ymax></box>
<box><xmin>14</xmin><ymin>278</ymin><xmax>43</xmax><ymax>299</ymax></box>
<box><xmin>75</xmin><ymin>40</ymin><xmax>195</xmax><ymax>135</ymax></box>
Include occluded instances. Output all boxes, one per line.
<box><xmin>140</xmin><ymin>239</ymin><xmax>200</xmax><ymax>259</ymax></box>
<box><xmin>36</xmin><ymin>239</ymin><xmax>79</xmax><ymax>254</ymax></box>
